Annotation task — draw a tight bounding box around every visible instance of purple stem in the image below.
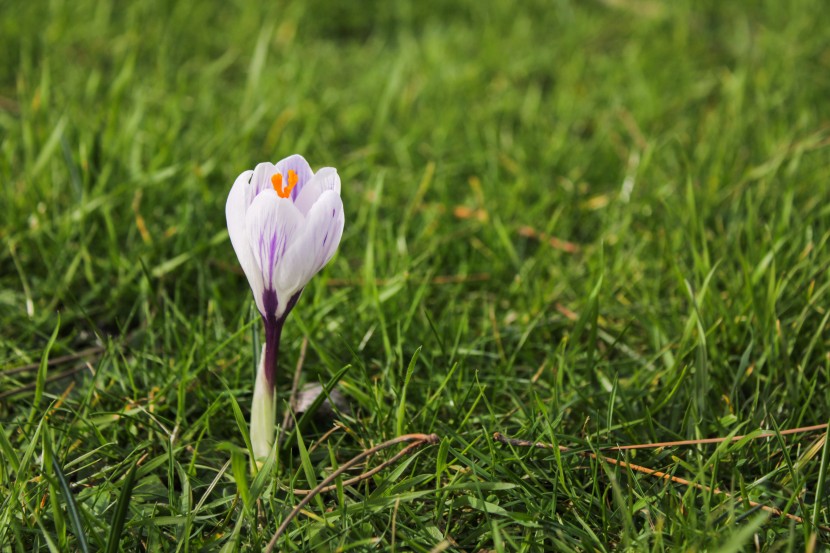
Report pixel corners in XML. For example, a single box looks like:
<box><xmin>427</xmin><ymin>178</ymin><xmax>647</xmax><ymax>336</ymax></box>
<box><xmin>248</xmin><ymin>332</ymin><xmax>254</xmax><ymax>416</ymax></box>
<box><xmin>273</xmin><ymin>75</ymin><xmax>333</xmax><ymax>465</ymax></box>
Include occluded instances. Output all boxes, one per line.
<box><xmin>263</xmin><ymin>317</ymin><xmax>284</xmax><ymax>389</ymax></box>
<box><xmin>260</xmin><ymin>290</ymin><xmax>303</xmax><ymax>390</ymax></box>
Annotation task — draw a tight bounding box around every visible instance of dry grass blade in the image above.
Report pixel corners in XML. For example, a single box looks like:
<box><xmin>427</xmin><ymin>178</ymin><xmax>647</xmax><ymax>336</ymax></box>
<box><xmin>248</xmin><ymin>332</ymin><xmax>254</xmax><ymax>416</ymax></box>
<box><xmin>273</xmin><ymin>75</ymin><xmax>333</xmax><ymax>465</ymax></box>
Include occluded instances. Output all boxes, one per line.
<box><xmin>493</xmin><ymin>431</ymin><xmax>830</xmax><ymax>532</ymax></box>
<box><xmin>608</xmin><ymin>424</ymin><xmax>829</xmax><ymax>450</ymax></box>
<box><xmin>283</xmin><ymin>440</ymin><xmax>426</xmax><ymax>495</ymax></box>
<box><xmin>0</xmin><ymin>365</ymin><xmax>88</xmax><ymax>400</ymax></box>
<box><xmin>1</xmin><ymin>345</ymin><xmax>105</xmax><ymax>376</ymax></box>
<box><xmin>264</xmin><ymin>433</ymin><xmax>440</xmax><ymax>551</ymax></box>
<box><xmin>517</xmin><ymin>225</ymin><xmax>581</xmax><ymax>253</ymax></box>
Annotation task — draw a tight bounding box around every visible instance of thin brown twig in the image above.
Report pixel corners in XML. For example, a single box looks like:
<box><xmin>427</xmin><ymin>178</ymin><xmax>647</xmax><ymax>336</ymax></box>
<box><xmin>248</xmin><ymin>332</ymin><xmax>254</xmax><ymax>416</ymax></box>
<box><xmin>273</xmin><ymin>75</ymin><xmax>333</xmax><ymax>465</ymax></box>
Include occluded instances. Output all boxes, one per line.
<box><xmin>282</xmin><ymin>440</ymin><xmax>426</xmax><ymax>495</ymax></box>
<box><xmin>493</xmin><ymin>431</ymin><xmax>830</xmax><ymax>532</ymax></box>
<box><xmin>1</xmin><ymin>345</ymin><xmax>106</xmax><ymax>376</ymax></box>
<box><xmin>607</xmin><ymin>423</ymin><xmax>829</xmax><ymax>451</ymax></box>
<box><xmin>0</xmin><ymin>365</ymin><xmax>87</xmax><ymax>400</ymax></box>
<box><xmin>496</xmin><ymin>424</ymin><xmax>829</xmax><ymax>452</ymax></box>
<box><xmin>307</xmin><ymin>424</ymin><xmax>344</xmax><ymax>455</ymax></box>
<box><xmin>45</xmin><ymin>382</ymin><xmax>75</xmax><ymax>419</ymax></box>
<box><xmin>593</xmin><ymin>454</ymin><xmax>812</xmax><ymax>525</ymax></box>
<box><xmin>265</xmin><ymin>433</ymin><xmax>440</xmax><ymax>551</ymax></box>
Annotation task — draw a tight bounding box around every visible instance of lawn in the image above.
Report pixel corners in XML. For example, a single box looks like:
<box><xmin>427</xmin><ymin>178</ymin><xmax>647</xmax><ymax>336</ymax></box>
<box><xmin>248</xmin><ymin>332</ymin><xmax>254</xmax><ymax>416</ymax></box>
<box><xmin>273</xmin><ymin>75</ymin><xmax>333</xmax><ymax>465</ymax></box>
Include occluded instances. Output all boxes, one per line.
<box><xmin>2</xmin><ymin>0</ymin><xmax>830</xmax><ymax>551</ymax></box>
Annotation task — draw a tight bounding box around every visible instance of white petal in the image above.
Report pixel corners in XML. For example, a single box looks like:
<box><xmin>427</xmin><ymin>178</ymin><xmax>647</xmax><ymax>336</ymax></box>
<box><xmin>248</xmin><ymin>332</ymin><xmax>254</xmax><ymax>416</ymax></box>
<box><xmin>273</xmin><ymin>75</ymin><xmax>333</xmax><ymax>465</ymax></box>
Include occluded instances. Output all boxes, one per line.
<box><xmin>277</xmin><ymin>190</ymin><xmax>344</xmax><ymax>299</ymax></box>
<box><xmin>245</xmin><ymin>189</ymin><xmax>305</xmax><ymax>308</ymax></box>
<box><xmin>226</xmin><ymin>170</ymin><xmax>266</xmax><ymax>315</ymax></box>
<box><xmin>248</xmin><ymin>162</ymin><xmax>278</xmax><ymax>207</ymax></box>
<box><xmin>275</xmin><ymin>154</ymin><xmax>314</xmax><ymax>201</ymax></box>
<box><xmin>293</xmin><ymin>167</ymin><xmax>341</xmax><ymax>216</ymax></box>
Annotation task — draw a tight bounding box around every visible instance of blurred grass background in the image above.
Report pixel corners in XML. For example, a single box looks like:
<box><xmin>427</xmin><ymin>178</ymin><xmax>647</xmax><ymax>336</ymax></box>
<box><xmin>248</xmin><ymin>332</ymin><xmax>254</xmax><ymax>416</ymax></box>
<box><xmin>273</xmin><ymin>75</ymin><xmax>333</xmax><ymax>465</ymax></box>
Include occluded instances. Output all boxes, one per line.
<box><xmin>2</xmin><ymin>0</ymin><xmax>830</xmax><ymax>550</ymax></box>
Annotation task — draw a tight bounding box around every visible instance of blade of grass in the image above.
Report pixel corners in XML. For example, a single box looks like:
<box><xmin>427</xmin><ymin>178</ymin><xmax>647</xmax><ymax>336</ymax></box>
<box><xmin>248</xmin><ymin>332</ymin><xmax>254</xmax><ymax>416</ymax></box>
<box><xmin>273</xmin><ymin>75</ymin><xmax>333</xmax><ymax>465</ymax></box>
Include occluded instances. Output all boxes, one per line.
<box><xmin>105</xmin><ymin>459</ymin><xmax>139</xmax><ymax>553</ymax></box>
<box><xmin>812</xmin><ymin>424</ymin><xmax>830</xmax><ymax>530</ymax></box>
<box><xmin>29</xmin><ymin>315</ymin><xmax>60</xmax><ymax>426</ymax></box>
<box><xmin>295</xmin><ymin>417</ymin><xmax>325</xmax><ymax>513</ymax></box>
<box><xmin>396</xmin><ymin>348</ymin><xmax>420</xmax><ymax>436</ymax></box>
<box><xmin>51</xmin><ymin>456</ymin><xmax>91</xmax><ymax>553</ymax></box>
<box><xmin>0</xmin><ymin>424</ymin><xmax>20</xmax><ymax>474</ymax></box>
<box><xmin>230</xmin><ymin>449</ymin><xmax>251</xmax><ymax>509</ymax></box>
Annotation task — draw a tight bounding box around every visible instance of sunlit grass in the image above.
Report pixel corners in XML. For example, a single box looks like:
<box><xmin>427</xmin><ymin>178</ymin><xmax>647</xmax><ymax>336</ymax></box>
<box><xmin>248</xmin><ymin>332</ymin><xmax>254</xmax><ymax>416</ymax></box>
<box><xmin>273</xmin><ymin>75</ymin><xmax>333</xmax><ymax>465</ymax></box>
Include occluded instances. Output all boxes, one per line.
<box><xmin>2</xmin><ymin>0</ymin><xmax>830</xmax><ymax>550</ymax></box>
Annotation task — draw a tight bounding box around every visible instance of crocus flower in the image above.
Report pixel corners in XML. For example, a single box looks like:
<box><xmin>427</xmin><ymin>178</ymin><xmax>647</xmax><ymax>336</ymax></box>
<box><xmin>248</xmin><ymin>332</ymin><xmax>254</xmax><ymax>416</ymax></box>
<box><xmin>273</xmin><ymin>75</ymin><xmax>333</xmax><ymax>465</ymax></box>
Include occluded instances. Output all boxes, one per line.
<box><xmin>226</xmin><ymin>154</ymin><xmax>344</xmax><ymax>460</ymax></box>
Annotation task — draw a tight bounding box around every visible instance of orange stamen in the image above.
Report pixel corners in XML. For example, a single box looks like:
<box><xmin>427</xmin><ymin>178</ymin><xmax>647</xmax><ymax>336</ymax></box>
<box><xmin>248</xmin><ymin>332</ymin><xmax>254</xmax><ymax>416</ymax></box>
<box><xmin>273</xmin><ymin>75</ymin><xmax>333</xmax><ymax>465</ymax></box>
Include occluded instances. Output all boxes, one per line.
<box><xmin>271</xmin><ymin>170</ymin><xmax>299</xmax><ymax>198</ymax></box>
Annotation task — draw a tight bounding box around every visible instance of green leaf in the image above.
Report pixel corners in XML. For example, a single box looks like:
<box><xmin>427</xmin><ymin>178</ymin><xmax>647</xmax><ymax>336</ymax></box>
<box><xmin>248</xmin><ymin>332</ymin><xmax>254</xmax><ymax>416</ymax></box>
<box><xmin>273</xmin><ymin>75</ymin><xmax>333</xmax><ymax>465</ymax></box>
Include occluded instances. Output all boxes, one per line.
<box><xmin>105</xmin><ymin>460</ymin><xmax>139</xmax><ymax>553</ymax></box>
<box><xmin>230</xmin><ymin>449</ymin><xmax>251</xmax><ymax>508</ymax></box>
<box><xmin>716</xmin><ymin>513</ymin><xmax>769</xmax><ymax>553</ymax></box>
<box><xmin>450</xmin><ymin>494</ymin><xmax>508</xmax><ymax>516</ymax></box>
<box><xmin>812</xmin><ymin>419</ymin><xmax>830</xmax><ymax>529</ymax></box>
<box><xmin>30</xmin><ymin>315</ymin><xmax>61</xmax><ymax>420</ymax></box>
<box><xmin>51</xmin><ymin>456</ymin><xmax>91</xmax><ymax>553</ymax></box>
<box><xmin>396</xmin><ymin>347</ymin><xmax>420</xmax><ymax>436</ymax></box>
<box><xmin>0</xmin><ymin>423</ymin><xmax>20</xmax><ymax>475</ymax></box>
<box><xmin>295</xmin><ymin>421</ymin><xmax>325</xmax><ymax>513</ymax></box>
<box><xmin>42</xmin><ymin>428</ymin><xmax>66</xmax><ymax>548</ymax></box>
<box><xmin>227</xmin><ymin>392</ymin><xmax>254</xmax><ymax>470</ymax></box>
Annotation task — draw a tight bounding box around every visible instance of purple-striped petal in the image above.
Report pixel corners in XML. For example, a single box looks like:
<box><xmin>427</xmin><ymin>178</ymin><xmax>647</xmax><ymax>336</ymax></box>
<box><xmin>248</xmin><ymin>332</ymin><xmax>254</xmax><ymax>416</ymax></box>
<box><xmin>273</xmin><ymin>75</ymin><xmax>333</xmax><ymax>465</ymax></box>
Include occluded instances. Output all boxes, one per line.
<box><xmin>245</xmin><ymin>190</ymin><xmax>304</xmax><ymax>317</ymax></box>
<box><xmin>275</xmin><ymin>154</ymin><xmax>314</xmax><ymax>202</ymax></box>
<box><xmin>228</xmin><ymin>155</ymin><xmax>344</xmax><ymax>321</ymax></box>
<box><xmin>293</xmin><ymin>167</ymin><xmax>341</xmax><ymax>216</ymax></box>
<box><xmin>247</xmin><ymin>162</ymin><xmax>278</xmax><ymax>208</ymax></box>
<box><xmin>277</xmin><ymin>190</ymin><xmax>344</xmax><ymax>299</ymax></box>
<box><xmin>226</xmin><ymin>169</ymin><xmax>267</xmax><ymax>314</ymax></box>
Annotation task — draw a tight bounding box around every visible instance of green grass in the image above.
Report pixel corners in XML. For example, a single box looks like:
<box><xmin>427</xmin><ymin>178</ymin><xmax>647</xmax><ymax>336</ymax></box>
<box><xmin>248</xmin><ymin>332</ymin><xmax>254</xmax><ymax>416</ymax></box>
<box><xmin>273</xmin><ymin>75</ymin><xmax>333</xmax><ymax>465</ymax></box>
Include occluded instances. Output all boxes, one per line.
<box><xmin>2</xmin><ymin>0</ymin><xmax>830</xmax><ymax>550</ymax></box>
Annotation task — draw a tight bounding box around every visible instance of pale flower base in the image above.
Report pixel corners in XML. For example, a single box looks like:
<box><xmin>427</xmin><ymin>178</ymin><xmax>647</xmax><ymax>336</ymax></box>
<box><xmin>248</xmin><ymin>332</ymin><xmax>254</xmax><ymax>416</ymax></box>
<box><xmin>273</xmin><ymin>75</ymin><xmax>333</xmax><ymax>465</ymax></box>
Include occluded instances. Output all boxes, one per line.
<box><xmin>250</xmin><ymin>345</ymin><xmax>276</xmax><ymax>462</ymax></box>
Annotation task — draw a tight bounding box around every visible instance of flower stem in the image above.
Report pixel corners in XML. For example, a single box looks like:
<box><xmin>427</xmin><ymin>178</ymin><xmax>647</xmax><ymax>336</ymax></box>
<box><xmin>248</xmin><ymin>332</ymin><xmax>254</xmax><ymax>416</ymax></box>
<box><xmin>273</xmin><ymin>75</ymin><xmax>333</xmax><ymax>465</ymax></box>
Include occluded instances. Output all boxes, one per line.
<box><xmin>251</xmin><ymin>318</ymin><xmax>283</xmax><ymax>462</ymax></box>
<box><xmin>262</xmin><ymin>317</ymin><xmax>284</xmax><ymax>389</ymax></box>
<box><xmin>251</xmin><ymin>292</ymin><xmax>300</xmax><ymax>463</ymax></box>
